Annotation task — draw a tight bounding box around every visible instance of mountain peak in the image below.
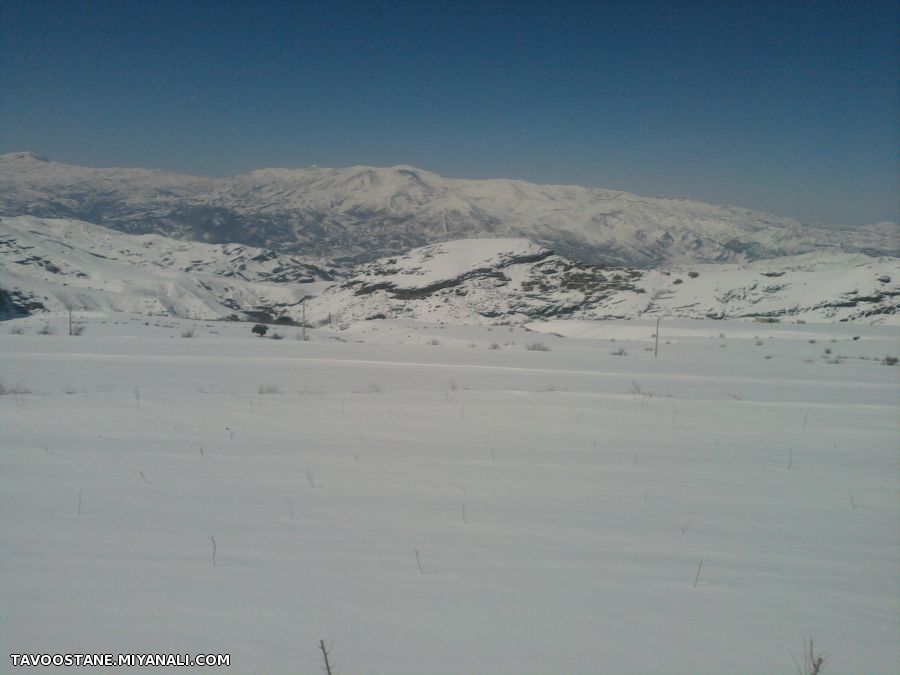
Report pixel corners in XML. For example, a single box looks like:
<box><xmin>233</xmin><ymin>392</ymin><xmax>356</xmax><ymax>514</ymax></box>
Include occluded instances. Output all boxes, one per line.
<box><xmin>1</xmin><ymin>151</ymin><xmax>51</xmax><ymax>162</ymax></box>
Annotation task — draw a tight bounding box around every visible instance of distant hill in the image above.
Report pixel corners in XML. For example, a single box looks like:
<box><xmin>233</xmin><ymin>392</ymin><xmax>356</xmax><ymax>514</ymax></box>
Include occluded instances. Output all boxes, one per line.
<box><xmin>2</xmin><ymin>218</ymin><xmax>895</xmax><ymax>324</ymax></box>
<box><xmin>299</xmin><ymin>239</ymin><xmax>899</xmax><ymax>325</ymax></box>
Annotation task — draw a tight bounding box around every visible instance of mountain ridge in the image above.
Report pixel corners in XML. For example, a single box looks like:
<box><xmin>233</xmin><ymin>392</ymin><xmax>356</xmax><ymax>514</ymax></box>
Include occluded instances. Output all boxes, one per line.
<box><xmin>3</xmin><ymin>152</ymin><xmax>896</xmax><ymax>267</ymax></box>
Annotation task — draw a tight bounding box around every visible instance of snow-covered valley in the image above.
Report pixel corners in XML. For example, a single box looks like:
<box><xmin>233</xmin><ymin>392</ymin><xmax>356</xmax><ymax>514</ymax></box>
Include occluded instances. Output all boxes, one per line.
<box><xmin>2</xmin><ymin>313</ymin><xmax>898</xmax><ymax>673</ymax></box>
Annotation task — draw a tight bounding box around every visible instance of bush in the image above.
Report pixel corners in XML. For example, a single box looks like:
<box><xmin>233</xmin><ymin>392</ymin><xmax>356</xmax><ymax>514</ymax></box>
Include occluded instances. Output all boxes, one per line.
<box><xmin>526</xmin><ymin>342</ymin><xmax>550</xmax><ymax>351</ymax></box>
<box><xmin>252</xmin><ymin>324</ymin><xmax>268</xmax><ymax>337</ymax></box>
<box><xmin>256</xmin><ymin>384</ymin><xmax>279</xmax><ymax>394</ymax></box>
<box><xmin>489</xmin><ymin>343</ymin><xmax>500</xmax><ymax>350</ymax></box>
<box><xmin>71</xmin><ymin>324</ymin><xmax>85</xmax><ymax>336</ymax></box>
<box><xmin>883</xmin><ymin>356</ymin><xmax>898</xmax><ymax>366</ymax></box>
<box><xmin>271</xmin><ymin>332</ymin><xmax>283</xmax><ymax>340</ymax></box>
<box><xmin>611</xmin><ymin>348</ymin><xmax>627</xmax><ymax>356</ymax></box>
<box><xmin>38</xmin><ymin>324</ymin><xmax>55</xmax><ymax>335</ymax></box>
<box><xmin>0</xmin><ymin>381</ymin><xmax>31</xmax><ymax>395</ymax></box>
<box><xmin>8</xmin><ymin>325</ymin><xmax>26</xmax><ymax>335</ymax></box>
<box><xmin>181</xmin><ymin>329</ymin><xmax>195</xmax><ymax>338</ymax></box>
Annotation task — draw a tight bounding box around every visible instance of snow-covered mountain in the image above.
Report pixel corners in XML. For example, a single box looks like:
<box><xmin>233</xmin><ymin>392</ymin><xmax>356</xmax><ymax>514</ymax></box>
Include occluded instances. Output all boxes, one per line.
<box><xmin>2</xmin><ymin>152</ymin><xmax>896</xmax><ymax>267</ymax></box>
<box><xmin>299</xmin><ymin>239</ymin><xmax>900</xmax><ymax>326</ymax></box>
<box><xmin>2</xmin><ymin>218</ymin><xmax>896</xmax><ymax>324</ymax></box>
<box><xmin>0</xmin><ymin>216</ymin><xmax>334</xmax><ymax>320</ymax></box>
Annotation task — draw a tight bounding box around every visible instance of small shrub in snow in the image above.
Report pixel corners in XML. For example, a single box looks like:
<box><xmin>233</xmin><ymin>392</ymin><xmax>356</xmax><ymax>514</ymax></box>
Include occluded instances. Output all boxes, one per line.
<box><xmin>611</xmin><ymin>348</ymin><xmax>627</xmax><ymax>356</ymax></box>
<box><xmin>38</xmin><ymin>324</ymin><xmax>55</xmax><ymax>335</ymax></box>
<box><xmin>808</xmin><ymin>339</ymin><xmax>817</xmax><ymax>344</ymax></box>
<box><xmin>0</xmin><ymin>381</ymin><xmax>31</xmax><ymax>395</ymax></box>
<box><xmin>793</xmin><ymin>637</ymin><xmax>827</xmax><ymax>675</ymax></box>
<box><xmin>252</xmin><ymin>324</ymin><xmax>268</xmax><ymax>337</ymax></box>
<box><xmin>270</xmin><ymin>332</ymin><xmax>283</xmax><ymax>340</ymax></box>
<box><xmin>489</xmin><ymin>343</ymin><xmax>500</xmax><ymax>350</ymax></box>
<box><xmin>181</xmin><ymin>329</ymin><xmax>195</xmax><ymax>338</ymax></box>
<box><xmin>526</xmin><ymin>342</ymin><xmax>550</xmax><ymax>351</ymax></box>
<box><xmin>257</xmin><ymin>384</ymin><xmax>279</xmax><ymax>394</ymax></box>
<box><xmin>823</xmin><ymin>348</ymin><xmax>832</xmax><ymax>355</ymax></box>
<box><xmin>468</xmin><ymin>342</ymin><xmax>476</xmax><ymax>348</ymax></box>
<box><xmin>882</xmin><ymin>356</ymin><xmax>898</xmax><ymax>366</ymax></box>
<box><xmin>428</xmin><ymin>338</ymin><xmax>440</xmax><ymax>346</ymax></box>
<box><xmin>71</xmin><ymin>324</ymin><xmax>85</xmax><ymax>336</ymax></box>
<box><xmin>8</xmin><ymin>325</ymin><xmax>26</xmax><ymax>334</ymax></box>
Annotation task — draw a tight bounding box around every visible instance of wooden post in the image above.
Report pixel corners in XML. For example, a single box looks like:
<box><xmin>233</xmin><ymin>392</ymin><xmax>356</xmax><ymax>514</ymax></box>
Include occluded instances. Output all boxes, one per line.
<box><xmin>319</xmin><ymin>640</ymin><xmax>333</xmax><ymax>675</ymax></box>
<box><xmin>654</xmin><ymin>317</ymin><xmax>660</xmax><ymax>358</ymax></box>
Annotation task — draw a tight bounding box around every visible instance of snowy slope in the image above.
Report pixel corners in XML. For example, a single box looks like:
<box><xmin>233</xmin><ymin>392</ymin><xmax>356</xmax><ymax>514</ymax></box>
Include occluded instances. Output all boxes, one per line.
<box><xmin>2</xmin><ymin>152</ymin><xmax>896</xmax><ymax>266</ymax></box>
<box><xmin>1</xmin><ymin>314</ymin><xmax>898</xmax><ymax>673</ymax></box>
<box><xmin>300</xmin><ymin>239</ymin><xmax>900</xmax><ymax>326</ymax></box>
<box><xmin>0</xmin><ymin>216</ymin><xmax>334</xmax><ymax>320</ymax></box>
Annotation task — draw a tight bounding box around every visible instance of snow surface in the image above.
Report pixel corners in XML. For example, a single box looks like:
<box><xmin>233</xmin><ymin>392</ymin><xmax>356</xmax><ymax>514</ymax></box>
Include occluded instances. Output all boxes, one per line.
<box><xmin>2</xmin><ymin>313</ymin><xmax>898</xmax><ymax>673</ymax></box>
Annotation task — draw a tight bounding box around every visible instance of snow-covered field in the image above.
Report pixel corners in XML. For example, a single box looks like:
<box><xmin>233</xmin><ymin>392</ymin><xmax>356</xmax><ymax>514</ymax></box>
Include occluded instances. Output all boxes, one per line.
<box><xmin>2</xmin><ymin>314</ymin><xmax>898</xmax><ymax>673</ymax></box>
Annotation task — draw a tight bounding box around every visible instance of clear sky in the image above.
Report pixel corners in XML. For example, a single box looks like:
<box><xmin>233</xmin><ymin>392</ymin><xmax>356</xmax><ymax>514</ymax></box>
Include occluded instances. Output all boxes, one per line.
<box><xmin>1</xmin><ymin>0</ymin><xmax>897</xmax><ymax>225</ymax></box>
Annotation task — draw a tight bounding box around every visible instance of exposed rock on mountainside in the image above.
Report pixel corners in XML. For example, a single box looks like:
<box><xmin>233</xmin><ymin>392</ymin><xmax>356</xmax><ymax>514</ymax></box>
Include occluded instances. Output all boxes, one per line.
<box><xmin>2</xmin><ymin>152</ymin><xmax>896</xmax><ymax>266</ymax></box>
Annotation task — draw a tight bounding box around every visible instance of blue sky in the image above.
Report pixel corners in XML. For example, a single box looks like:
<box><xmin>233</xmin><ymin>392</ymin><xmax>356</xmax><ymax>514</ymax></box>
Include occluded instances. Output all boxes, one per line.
<box><xmin>1</xmin><ymin>0</ymin><xmax>896</xmax><ymax>225</ymax></box>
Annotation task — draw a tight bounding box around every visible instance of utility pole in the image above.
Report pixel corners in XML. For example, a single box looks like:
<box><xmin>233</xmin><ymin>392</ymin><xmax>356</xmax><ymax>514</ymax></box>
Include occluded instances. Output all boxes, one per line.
<box><xmin>302</xmin><ymin>302</ymin><xmax>307</xmax><ymax>341</ymax></box>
